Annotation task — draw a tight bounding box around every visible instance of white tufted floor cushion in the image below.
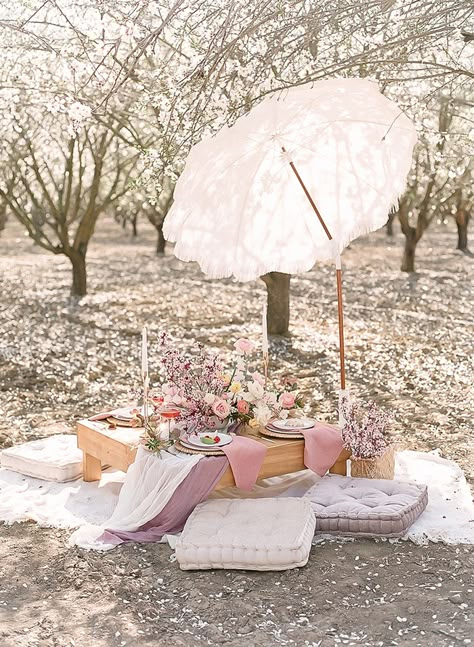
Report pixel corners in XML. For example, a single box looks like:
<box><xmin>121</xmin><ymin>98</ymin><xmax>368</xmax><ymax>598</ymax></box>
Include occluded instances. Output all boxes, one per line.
<box><xmin>175</xmin><ymin>498</ymin><xmax>316</xmax><ymax>571</ymax></box>
<box><xmin>0</xmin><ymin>435</ymin><xmax>83</xmax><ymax>482</ymax></box>
<box><xmin>305</xmin><ymin>475</ymin><xmax>428</xmax><ymax>537</ymax></box>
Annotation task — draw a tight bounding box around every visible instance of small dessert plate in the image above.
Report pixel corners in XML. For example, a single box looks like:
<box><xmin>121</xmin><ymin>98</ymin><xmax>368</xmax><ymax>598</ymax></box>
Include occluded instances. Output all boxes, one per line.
<box><xmin>112</xmin><ymin>406</ymin><xmax>149</xmax><ymax>421</ymax></box>
<box><xmin>186</xmin><ymin>433</ymin><xmax>233</xmax><ymax>448</ymax></box>
<box><xmin>270</xmin><ymin>418</ymin><xmax>315</xmax><ymax>431</ymax></box>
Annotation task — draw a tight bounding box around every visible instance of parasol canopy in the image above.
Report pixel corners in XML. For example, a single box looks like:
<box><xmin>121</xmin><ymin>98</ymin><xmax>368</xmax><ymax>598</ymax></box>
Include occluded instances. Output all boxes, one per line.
<box><xmin>164</xmin><ymin>78</ymin><xmax>417</xmax><ymax>392</ymax></box>
<box><xmin>164</xmin><ymin>78</ymin><xmax>417</xmax><ymax>281</ymax></box>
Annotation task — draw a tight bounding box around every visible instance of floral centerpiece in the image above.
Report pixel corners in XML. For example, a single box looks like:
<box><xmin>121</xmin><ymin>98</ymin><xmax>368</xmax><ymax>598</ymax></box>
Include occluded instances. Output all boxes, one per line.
<box><xmin>141</xmin><ymin>333</ymin><xmax>303</xmax><ymax>451</ymax></box>
<box><xmin>339</xmin><ymin>396</ymin><xmax>395</xmax><ymax>479</ymax></box>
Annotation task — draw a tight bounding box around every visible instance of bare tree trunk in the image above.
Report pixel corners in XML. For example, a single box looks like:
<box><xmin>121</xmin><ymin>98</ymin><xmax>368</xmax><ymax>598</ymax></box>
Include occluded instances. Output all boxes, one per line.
<box><xmin>69</xmin><ymin>251</ymin><xmax>87</xmax><ymax>297</ymax></box>
<box><xmin>456</xmin><ymin>209</ymin><xmax>470</xmax><ymax>251</ymax></box>
<box><xmin>0</xmin><ymin>204</ymin><xmax>7</xmax><ymax>234</ymax></box>
<box><xmin>131</xmin><ymin>214</ymin><xmax>138</xmax><ymax>238</ymax></box>
<box><xmin>261</xmin><ymin>272</ymin><xmax>290</xmax><ymax>335</ymax></box>
<box><xmin>401</xmin><ymin>228</ymin><xmax>417</xmax><ymax>272</ymax></box>
<box><xmin>398</xmin><ymin>200</ymin><xmax>420</xmax><ymax>273</ymax></box>
<box><xmin>386</xmin><ymin>212</ymin><xmax>395</xmax><ymax>237</ymax></box>
<box><xmin>156</xmin><ymin>222</ymin><xmax>166</xmax><ymax>255</ymax></box>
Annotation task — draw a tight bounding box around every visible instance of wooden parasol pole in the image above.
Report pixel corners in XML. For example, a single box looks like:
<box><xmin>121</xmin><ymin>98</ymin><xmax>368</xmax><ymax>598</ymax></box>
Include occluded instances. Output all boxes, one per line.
<box><xmin>282</xmin><ymin>147</ymin><xmax>346</xmax><ymax>390</ymax></box>
<box><xmin>335</xmin><ymin>260</ymin><xmax>346</xmax><ymax>390</ymax></box>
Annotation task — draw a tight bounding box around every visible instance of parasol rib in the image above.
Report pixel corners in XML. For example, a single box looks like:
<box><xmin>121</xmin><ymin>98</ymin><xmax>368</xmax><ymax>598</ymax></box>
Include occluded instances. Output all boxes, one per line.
<box><xmin>282</xmin><ymin>147</ymin><xmax>346</xmax><ymax>390</ymax></box>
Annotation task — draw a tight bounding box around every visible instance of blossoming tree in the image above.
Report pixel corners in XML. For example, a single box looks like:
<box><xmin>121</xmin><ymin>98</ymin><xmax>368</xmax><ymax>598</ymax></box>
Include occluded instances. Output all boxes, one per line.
<box><xmin>0</xmin><ymin>103</ymin><xmax>140</xmax><ymax>295</ymax></box>
<box><xmin>1</xmin><ymin>0</ymin><xmax>472</xmax><ymax>316</ymax></box>
<box><xmin>391</xmin><ymin>89</ymin><xmax>473</xmax><ymax>271</ymax></box>
<box><xmin>131</xmin><ymin>0</ymin><xmax>473</xmax><ymax>326</ymax></box>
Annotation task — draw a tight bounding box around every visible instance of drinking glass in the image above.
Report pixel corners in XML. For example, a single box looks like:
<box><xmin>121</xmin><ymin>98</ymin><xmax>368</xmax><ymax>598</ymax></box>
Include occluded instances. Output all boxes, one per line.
<box><xmin>159</xmin><ymin>407</ymin><xmax>181</xmax><ymax>439</ymax></box>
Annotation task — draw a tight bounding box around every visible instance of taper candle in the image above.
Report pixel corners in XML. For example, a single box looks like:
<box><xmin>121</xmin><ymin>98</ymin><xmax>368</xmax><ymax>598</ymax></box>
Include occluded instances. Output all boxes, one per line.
<box><xmin>141</xmin><ymin>326</ymin><xmax>148</xmax><ymax>379</ymax></box>
<box><xmin>262</xmin><ymin>302</ymin><xmax>269</xmax><ymax>354</ymax></box>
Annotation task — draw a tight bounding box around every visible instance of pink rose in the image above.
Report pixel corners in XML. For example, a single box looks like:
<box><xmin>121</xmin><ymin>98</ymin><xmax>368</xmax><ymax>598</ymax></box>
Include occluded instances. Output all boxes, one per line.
<box><xmin>234</xmin><ymin>338</ymin><xmax>255</xmax><ymax>355</ymax></box>
<box><xmin>212</xmin><ymin>398</ymin><xmax>231</xmax><ymax>420</ymax></box>
<box><xmin>279</xmin><ymin>392</ymin><xmax>296</xmax><ymax>409</ymax></box>
<box><xmin>237</xmin><ymin>400</ymin><xmax>250</xmax><ymax>415</ymax></box>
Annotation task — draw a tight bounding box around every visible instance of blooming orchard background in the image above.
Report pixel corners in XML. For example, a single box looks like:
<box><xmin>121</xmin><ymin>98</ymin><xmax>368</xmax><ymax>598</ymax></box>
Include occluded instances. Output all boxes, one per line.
<box><xmin>0</xmin><ymin>1</ymin><xmax>472</xmax><ymax>314</ymax></box>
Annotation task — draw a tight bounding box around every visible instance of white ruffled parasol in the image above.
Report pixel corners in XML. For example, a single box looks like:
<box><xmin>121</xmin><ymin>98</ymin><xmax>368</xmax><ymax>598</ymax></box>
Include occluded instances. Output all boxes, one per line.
<box><xmin>164</xmin><ymin>78</ymin><xmax>417</xmax><ymax>391</ymax></box>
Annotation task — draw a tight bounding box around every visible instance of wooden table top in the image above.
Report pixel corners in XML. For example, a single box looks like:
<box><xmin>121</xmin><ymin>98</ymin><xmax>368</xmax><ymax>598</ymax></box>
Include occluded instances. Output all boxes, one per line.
<box><xmin>77</xmin><ymin>418</ymin><xmax>348</xmax><ymax>486</ymax></box>
<box><xmin>78</xmin><ymin>418</ymin><xmax>303</xmax><ymax>449</ymax></box>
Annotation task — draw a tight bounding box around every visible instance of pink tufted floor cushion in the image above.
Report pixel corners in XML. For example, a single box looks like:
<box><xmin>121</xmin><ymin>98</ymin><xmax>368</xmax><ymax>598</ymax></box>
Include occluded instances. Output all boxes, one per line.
<box><xmin>305</xmin><ymin>474</ymin><xmax>428</xmax><ymax>537</ymax></box>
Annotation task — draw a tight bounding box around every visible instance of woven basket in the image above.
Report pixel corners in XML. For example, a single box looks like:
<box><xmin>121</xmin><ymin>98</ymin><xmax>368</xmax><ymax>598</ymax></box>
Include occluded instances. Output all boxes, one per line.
<box><xmin>350</xmin><ymin>446</ymin><xmax>395</xmax><ymax>480</ymax></box>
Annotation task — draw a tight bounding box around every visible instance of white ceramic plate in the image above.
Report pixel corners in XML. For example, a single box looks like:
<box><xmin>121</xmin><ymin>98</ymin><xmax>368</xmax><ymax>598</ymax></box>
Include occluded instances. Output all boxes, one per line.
<box><xmin>178</xmin><ymin>439</ymin><xmax>220</xmax><ymax>452</ymax></box>
<box><xmin>185</xmin><ymin>433</ymin><xmax>233</xmax><ymax>448</ymax></box>
<box><xmin>112</xmin><ymin>406</ymin><xmax>149</xmax><ymax>421</ymax></box>
<box><xmin>265</xmin><ymin>425</ymin><xmax>304</xmax><ymax>435</ymax></box>
<box><xmin>270</xmin><ymin>418</ymin><xmax>315</xmax><ymax>431</ymax></box>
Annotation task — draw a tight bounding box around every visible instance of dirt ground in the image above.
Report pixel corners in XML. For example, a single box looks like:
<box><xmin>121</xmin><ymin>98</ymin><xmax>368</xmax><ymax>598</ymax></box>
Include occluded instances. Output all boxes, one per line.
<box><xmin>1</xmin><ymin>524</ymin><xmax>473</xmax><ymax>647</ymax></box>
<box><xmin>0</xmin><ymin>219</ymin><xmax>473</xmax><ymax>646</ymax></box>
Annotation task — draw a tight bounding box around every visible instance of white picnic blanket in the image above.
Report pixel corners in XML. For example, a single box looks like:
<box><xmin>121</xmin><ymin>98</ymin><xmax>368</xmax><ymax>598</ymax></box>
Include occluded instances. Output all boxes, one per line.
<box><xmin>0</xmin><ymin>449</ymin><xmax>473</xmax><ymax>545</ymax></box>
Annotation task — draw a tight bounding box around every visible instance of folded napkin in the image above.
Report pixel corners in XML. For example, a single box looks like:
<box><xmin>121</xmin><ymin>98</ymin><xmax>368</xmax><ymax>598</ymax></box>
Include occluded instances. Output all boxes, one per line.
<box><xmin>89</xmin><ymin>406</ymin><xmax>141</xmax><ymax>422</ymax></box>
<box><xmin>221</xmin><ymin>436</ymin><xmax>267</xmax><ymax>491</ymax></box>
<box><xmin>301</xmin><ymin>422</ymin><xmax>344</xmax><ymax>476</ymax></box>
<box><xmin>89</xmin><ymin>411</ymin><xmax>116</xmax><ymax>421</ymax></box>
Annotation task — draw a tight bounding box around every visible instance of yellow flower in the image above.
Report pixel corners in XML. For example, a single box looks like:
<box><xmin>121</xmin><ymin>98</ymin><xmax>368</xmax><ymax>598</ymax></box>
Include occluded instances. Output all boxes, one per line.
<box><xmin>249</xmin><ymin>418</ymin><xmax>260</xmax><ymax>429</ymax></box>
<box><xmin>219</xmin><ymin>373</ymin><xmax>232</xmax><ymax>385</ymax></box>
<box><xmin>230</xmin><ymin>382</ymin><xmax>242</xmax><ymax>394</ymax></box>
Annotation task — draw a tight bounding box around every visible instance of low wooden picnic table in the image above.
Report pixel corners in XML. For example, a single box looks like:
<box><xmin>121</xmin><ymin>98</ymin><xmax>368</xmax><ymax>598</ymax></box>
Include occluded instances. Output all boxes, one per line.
<box><xmin>77</xmin><ymin>418</ymin><xmax>350</xmax><ymax>487</ymax></box>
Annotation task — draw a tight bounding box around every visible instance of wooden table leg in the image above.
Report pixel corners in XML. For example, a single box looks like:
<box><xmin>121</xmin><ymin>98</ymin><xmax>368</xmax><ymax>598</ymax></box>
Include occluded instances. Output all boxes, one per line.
<box><xmin>329</xmin><ymin>449</ymin><xmax>351</xmax><ymax>476</ymax></box>
<box><xmin>83</xmin><ymin>452</ymin><xmax>102</xmax><ymax>482</ymax></box>
<box><xmin>329</xmin><ymin>459</ymin><xmax>347</xmax><ymax>476</ymax></box>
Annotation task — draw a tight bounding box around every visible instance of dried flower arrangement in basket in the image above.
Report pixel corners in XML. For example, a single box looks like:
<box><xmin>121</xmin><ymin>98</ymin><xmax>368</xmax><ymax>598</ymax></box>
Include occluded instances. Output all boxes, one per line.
<box><xmin>339</xmin><ymin>396</ymin><xmax>395</xmax><ymax>480</ymax></box>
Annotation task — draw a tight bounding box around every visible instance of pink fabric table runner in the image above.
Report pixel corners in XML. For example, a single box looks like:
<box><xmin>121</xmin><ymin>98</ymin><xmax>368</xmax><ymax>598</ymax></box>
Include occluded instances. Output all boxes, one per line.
<box><xmin>301</xmin><ymin>422</ymin><xmax>344</xmax><ymax>476</ymax></box>
<box><xmin>101</xmin><ymin>455</ymin><xmax>228</xmax><ymax>545</ymax></box>
<box><xmin>100</xmin><ymin>436</ymin><xmax>267</xmax><ymax>545</ymax></box>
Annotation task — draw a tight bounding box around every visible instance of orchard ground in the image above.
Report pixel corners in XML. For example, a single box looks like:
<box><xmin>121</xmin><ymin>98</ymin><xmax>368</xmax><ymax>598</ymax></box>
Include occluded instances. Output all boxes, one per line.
<box><xmin>0</xmin><ymin>219</ymin><xmax>473</xmax><ymax>646</ymax></box>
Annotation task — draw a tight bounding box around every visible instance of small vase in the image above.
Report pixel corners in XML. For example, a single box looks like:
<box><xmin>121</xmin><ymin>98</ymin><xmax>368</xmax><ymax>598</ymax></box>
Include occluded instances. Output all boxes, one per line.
<box><xmin>194</xmin><ymin>417</ymin><xmax>230</xmax><ymax>435</ymax></box>
<box><xmin>350</xmin><ymin>446</ymin><xmax>395</xmax><ymax>480</ymax></box>
<box><xmin>206</xmin><ymin>416</ymin><xmax>229</xmax><ymax>431</ymax></box>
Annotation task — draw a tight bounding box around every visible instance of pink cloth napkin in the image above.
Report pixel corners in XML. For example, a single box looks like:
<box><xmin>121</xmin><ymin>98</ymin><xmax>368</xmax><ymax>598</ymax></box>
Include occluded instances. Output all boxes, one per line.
<box><xmin>221</xmin><ymin>436</ymin><xmax>268</xmax><ymax>491</ymax></box>
<box><xmin>301</xmin><ymin>422</ymin><xmax>344</xmax><ymax>476</ymax></box>
<box><xmin>89</xmin><ymin>411</ymin><xmax>116</xmax><ymax>421</ymax></box>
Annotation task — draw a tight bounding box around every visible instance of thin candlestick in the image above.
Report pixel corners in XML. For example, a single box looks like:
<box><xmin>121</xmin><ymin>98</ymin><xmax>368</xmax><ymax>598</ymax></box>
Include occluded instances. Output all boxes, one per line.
<box><xmin>143</xmin><ymin>375</ymin><xmax>150</xmax><ymax>431</ymax></box>
<box><xmin>141</xmin><ymin>327</ymin><xmax>149</xmax><ymax>430</ymax></box>
<box><xmin>262</xmin><ymin>302</ymin><xmax>269</xmax><ymax>353</ymax></box>
<box><xmin>141</xmin><ymin>326</ymin><xmax>148</xmax><ymax>380</ymax></box>
<box><xmin>262</xmin><ymin>302</ymin><xmax>269</xmax><ymax>383</ymax></box>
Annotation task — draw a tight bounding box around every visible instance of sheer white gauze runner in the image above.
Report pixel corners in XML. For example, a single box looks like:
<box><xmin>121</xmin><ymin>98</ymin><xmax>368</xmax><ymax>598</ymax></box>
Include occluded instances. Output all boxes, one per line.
<box><xmin>1</xmin><ymin>449</ymin><xmax>472</xmax><ymax>546</ymax></box>
<box><xmin>69</xmin><ymin>447</ymin><xmax>202</xmax><ymax>550</ymax></box>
